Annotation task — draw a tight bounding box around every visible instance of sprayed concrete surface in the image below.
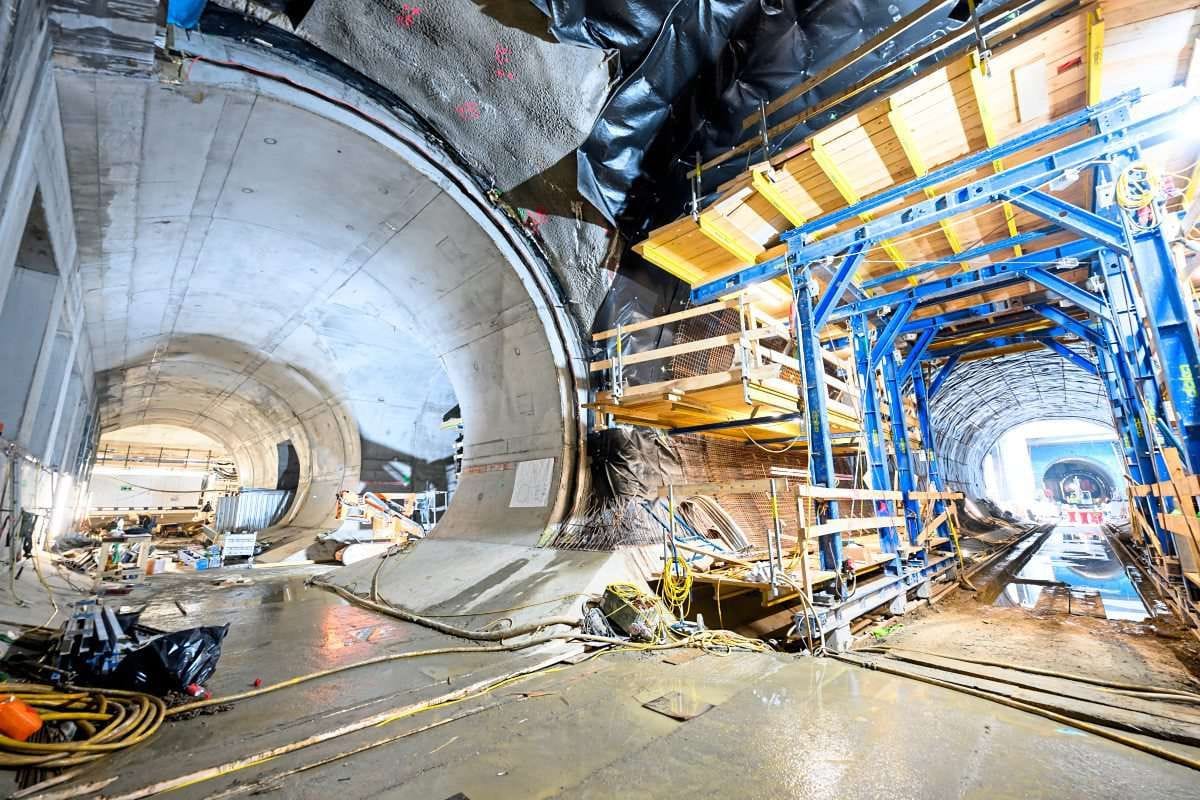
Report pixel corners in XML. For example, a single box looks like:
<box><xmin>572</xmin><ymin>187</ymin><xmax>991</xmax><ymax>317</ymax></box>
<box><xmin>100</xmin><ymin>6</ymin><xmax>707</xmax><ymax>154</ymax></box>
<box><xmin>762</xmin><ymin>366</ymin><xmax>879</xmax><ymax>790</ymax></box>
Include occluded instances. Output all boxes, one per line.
<box><xmin>5</xmin><ymin>566</ymin><xmax>1199</xmax><ymax>799</ymax></box>
<box><xmin>325</xmin><ymin>538</ymin><xmax>640</xmax><ymax>631</ymax></box>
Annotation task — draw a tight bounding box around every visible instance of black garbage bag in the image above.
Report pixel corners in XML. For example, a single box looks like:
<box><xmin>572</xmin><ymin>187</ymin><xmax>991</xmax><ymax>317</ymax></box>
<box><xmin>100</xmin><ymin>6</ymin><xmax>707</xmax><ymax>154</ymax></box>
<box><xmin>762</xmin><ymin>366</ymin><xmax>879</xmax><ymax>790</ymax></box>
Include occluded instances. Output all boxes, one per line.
<box><xmin>108</xmin><ymin>625</ymin><xmax>230</xmax><ymax>695</ymax></box>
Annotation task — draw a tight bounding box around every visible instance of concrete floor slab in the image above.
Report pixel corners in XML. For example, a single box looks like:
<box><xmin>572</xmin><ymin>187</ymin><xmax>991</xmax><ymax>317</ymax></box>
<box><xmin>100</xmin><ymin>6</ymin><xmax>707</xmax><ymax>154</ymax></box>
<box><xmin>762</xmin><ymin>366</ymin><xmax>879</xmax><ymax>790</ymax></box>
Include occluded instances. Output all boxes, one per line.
<box><xmin>5</xmin><ymin>568</ymin><xmax>1197</xmax><ymax>799</ymax></box>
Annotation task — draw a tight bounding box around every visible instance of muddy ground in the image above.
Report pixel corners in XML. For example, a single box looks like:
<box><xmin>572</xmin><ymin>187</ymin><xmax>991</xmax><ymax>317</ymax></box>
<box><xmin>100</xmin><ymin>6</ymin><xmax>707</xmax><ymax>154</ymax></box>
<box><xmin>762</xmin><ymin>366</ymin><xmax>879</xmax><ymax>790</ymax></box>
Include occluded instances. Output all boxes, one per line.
<box><xmin>860</xmin><ymin>564</ymin><xmax>1200</xmax><ymax>693</ymax></box>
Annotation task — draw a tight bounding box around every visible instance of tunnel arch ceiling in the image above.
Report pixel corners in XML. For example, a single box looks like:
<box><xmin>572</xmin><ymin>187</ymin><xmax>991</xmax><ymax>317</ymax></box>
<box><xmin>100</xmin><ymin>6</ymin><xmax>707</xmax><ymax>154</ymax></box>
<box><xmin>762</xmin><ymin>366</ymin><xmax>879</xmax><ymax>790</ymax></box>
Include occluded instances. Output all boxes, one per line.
<box><xmin>929</xmin><ymin>346</ymin><xmax>1114</xmax><ymax>496</ymax></box>
<box><xmin>59</xmin><ymin>38</ymin><xmax>589</xmax><ymax>554</ymax></box>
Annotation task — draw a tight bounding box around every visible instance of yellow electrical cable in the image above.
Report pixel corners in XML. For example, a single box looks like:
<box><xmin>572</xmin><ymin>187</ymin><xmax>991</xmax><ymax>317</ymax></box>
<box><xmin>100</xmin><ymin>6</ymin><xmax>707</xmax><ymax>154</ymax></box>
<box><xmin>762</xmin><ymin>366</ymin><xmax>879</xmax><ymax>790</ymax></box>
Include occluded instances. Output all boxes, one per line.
<box><xmin>0</xmin><ymin>684</ymin><xmax>165</xmax><ymax>769</ymax></box>
<box><xmin>1116</xmin><ymin>161</ymin><xmax>1160</xmax><ymax>210</ymax></box>
<box><xmin>660</xmin><ymin>554</ymin><xmax>693</xmax><ymax>619</ymax></box>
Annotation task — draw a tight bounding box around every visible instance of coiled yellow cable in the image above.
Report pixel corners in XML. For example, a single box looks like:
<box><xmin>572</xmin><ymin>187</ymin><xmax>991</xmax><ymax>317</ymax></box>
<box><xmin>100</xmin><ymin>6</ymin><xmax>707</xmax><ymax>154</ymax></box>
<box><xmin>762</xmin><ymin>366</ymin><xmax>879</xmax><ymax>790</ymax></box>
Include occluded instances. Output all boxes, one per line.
<box><xmin>0</xmin><ymin>684</ymin><xmax>165</xmax><ymax>770</ymax></box>
<box><xmin>1116</xmin><ymin>161</ymin><xmax>1160</xmax><ymax>210</ymax></box>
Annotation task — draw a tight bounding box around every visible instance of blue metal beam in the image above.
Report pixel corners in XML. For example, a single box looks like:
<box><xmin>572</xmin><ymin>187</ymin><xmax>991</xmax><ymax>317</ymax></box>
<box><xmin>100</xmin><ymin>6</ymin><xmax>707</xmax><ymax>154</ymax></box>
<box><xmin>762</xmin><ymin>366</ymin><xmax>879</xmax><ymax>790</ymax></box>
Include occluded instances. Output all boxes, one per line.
<box><xmin>1041</xmin><ymin>338</ymin><xmax>1099</xmax><ymax>376</ymax></box>
<box><xmin>790</xmin><ymin>265</ymin><xmax>842</xmax><ymax>570</ymax></box>
<box><xmin>783</xmin><ymin>100</ymin><xmax>1190</xmax><ymax>262</ymax></box>
<box><xmin>881</xmin><ymin>353</ymin><xmax>921</xmax><ymax>546</ymax></box>
<box><xmin>899</xmin><ymin>325</ymin><xmax>939</xmax><ymax>384</ymax></box>
<box><xmin>814</xmin><ymin>244</ymin><xmax>867</xmax><ymax>330</ymax></box>
<box><xmin>790</xmin><ymin>92</ymin><xmax>1138</xmax><ymax>237</ymax></box>
<box><xmin>911</xmin><ymin>366</ymin><xmax>954</xmax><ymax>549</ymax></box>
<box><xmin>858</xmin><ymin>228</ymin><xmax>1055</xmax><ymax>291</ymax></box>
<box><xmin>870</xmin><ymin>300</ymin><xmax>917</xmax><ymax>366</ymax></box>
<box><xmin>900</xmin><ymin>303</ymin><xmax>1013</xmax><ymax>334</ymax></box>
<box><xmin>1025</xmin><ymin>267</ymin><xmax>1110</xmax><ymax>319</ymax></box>
<box><xmin>929</xmin><ymin>354</ymin><xmax>960</xmax><ymax>396</ymax></box>
<box><xmin>1001</xmin><ymin>188</ymin><xmax>1130</xmax><ymax>255</ymax></box>
<box><xmin>928</xmin><ymin>329</ymin><xmax>1079</xmax><ymax>363</ymax></box>
<box><xmin>831</xmin><ymin>239</ymin><xmax>1100</xmax><ymax>321</ymax></box>
<box><xmin>1029</xmin><ymin>303</ymin><xmax>1101</xmax><ymax>345</ymax></box>
<box><xmin>690</xmin><ymin>252</ymin><xmax>789</xmax><ymax>305</ymax></box>
<box><xmin>851</xmin><ymin>314</ymin><xmax>899</xmax><ymax>556</ymax></box>
<box><xmin>1126</xmin><ymin>229</ymin><xmax>1200</xmax><ymax>470</ymax></box>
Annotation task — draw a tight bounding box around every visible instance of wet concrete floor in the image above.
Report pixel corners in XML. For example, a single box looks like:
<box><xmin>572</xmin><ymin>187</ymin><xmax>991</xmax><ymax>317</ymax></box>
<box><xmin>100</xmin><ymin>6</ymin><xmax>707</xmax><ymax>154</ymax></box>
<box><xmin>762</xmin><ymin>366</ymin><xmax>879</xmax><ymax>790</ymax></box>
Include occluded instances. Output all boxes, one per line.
<box><xmin>4</xmin><ymin>564</ymin><xmax>1200</xmax><ymax>799</ymax></box>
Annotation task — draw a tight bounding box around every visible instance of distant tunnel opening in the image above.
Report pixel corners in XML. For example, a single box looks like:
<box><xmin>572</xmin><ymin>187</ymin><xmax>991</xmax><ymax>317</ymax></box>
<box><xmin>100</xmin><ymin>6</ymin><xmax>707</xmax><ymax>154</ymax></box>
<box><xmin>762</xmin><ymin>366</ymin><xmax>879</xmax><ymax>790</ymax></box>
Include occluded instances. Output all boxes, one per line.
<box><xmin>1042</xmin><ymin>458</ymin><xmax>1118</xmax><ymax>507</ymax></box>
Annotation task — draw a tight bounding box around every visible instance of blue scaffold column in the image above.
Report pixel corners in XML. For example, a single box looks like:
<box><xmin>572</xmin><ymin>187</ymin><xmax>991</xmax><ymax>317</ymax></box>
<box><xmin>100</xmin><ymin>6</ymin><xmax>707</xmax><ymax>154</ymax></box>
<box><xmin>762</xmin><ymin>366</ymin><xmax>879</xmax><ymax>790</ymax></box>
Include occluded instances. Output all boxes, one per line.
<box><xmin>912</xmin><ymin>365</ymin><xmax>953</xmax><ymax>545</ymax></box>
<box><xmin>881</xmin><ymin>351</ymin><xmax>921</xmax><ymax>547</ymax></box>
<box><xmin>1090</xmin><ymin>104</ymin><xmax>1177</xmax><ymax>551</ymax></box>
<box><xmin>1125</xmin><ymin>228</ymin><xmax>1200</xmax><ymax>471</ymax></box>
<box><xmin>1093</xmin><ymin>102</ymin><xmax>1200</xmax><ymax>472</ymax></box>
<box><xmin>851</xmin><ymin>314</ymin><xmax>900</xmax><ymax>554</ymax></box>
<box><xmin>790</xmin><ymin>264</ymin><xmax>843</xmax><ymax>570</ymax></box>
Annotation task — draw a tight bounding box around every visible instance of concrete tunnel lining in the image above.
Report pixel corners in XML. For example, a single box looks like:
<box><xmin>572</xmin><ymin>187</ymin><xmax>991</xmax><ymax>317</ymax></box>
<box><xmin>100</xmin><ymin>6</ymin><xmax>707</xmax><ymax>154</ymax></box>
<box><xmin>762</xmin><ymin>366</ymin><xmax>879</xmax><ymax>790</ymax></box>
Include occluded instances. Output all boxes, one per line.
<box><xmin>62</xmin><ymin>30</ymin><xmax>590</xmax><ymax>554</ymax></box>
<box><xmin>930</xmin><ymin>347</ymin><xmax>1115</xmax><ymax>496</ymax></box>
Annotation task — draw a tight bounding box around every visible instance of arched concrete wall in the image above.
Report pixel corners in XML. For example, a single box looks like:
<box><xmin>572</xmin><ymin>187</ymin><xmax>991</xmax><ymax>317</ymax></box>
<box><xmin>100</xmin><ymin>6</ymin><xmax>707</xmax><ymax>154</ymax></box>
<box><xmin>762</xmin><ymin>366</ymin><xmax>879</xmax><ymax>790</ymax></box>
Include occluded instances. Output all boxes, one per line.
<box><xmin>62</xmin><ymin>32</ymin><xmax>590</xmax><ymax>550</ymax></box>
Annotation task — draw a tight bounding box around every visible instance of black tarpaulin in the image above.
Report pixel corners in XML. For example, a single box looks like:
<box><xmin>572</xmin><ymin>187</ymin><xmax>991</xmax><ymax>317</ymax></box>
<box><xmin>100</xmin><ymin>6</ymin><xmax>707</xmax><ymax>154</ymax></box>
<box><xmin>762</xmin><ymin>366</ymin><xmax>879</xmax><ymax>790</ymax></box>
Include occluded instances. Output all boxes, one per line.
<box><xmin>532</xmin><ymin>0</ymin><xmax>1001</xmax><ymax>228</ymax></box>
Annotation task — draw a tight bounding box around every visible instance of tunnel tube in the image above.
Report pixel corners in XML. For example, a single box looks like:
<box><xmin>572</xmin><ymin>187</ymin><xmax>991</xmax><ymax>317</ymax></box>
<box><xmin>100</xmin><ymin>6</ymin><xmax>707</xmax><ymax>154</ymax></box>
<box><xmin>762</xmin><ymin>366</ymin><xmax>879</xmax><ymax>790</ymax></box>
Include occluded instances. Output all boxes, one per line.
<box><xmin>929</xmin><ymin>347</ymin><xmax>1114</xmax><ymax>495</ymax></box>
<box><xmin>65</xmin><ymin>30</ymin><xmax>590</xmax><ymax>556</ymax></box>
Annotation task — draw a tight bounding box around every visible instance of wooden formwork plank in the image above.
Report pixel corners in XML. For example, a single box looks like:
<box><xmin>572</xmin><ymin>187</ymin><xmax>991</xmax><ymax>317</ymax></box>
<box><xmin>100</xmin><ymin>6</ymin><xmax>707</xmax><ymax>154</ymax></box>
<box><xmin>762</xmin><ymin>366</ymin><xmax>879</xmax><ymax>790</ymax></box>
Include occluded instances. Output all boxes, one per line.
<box><xmin>807</xmin><ymin>516</ymin><xmax>907</xmax><ymax>537</ymax></box>
<box><xmin>592</xmin><ymin>297</ymin><xmax>742</xmax><ymax>342</ymax></box>
<box><xmin>590</xmin><ymin>327</ymin><xmax>781</xmax><ymax>372</ymax></box>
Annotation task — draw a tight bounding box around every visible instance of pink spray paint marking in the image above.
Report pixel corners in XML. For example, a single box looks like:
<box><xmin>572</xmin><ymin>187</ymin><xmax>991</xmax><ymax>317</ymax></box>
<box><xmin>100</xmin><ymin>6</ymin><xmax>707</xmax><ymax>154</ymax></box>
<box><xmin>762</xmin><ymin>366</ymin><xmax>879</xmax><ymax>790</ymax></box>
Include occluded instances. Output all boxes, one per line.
<box><xmin>494</xmin><ymin>44</ymin><xmax>515</xmax><ymax>80</ymax></box>
<box><xmin>455</xmin><ymin>101</ymin><xmax>481</xmax><ymax>121</ymax></box>
<box><xmin>396</xmin><ymin>4</ymin><xmax>421</xmax><ymax>27</ymax></box>
<box><xmin>523</xmin><ymin>208</ymin><xmax>549</xmax><ymax>234</ymax></box>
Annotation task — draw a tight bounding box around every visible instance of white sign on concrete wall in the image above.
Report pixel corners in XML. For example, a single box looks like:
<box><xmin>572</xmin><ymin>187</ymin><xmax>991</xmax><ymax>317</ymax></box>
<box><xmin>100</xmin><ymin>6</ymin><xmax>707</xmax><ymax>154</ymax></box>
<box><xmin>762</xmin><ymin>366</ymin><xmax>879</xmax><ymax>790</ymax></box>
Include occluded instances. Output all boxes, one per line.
<box><xmin>509</xmin><ymin>458</ymin><xmax>555</xmax><ymax>508</ymax></box>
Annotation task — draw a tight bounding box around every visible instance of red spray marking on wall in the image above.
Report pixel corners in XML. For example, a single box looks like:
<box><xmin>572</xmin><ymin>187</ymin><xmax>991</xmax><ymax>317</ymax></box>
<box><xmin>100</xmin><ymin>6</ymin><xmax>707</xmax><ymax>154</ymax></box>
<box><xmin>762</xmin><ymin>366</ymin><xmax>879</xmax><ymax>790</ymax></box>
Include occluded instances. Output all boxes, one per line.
<box><xmin>522</xmin><ymin>207</ymin><xmax>548</xmax><ymax>234</ymax></box>
<box><xmin>396</xmin><ymin>4</ymin><xmax>421</xmax><ymax>27</ymax></box>
<box><xmin>455</xmin><ymin>101</ymin><xmax>481</xmax><ymax>121</ymax></box>
<box><xmin>494</xmin><ymin>44</ymin><xmax>515</xmax><ymax>80</ymax></box>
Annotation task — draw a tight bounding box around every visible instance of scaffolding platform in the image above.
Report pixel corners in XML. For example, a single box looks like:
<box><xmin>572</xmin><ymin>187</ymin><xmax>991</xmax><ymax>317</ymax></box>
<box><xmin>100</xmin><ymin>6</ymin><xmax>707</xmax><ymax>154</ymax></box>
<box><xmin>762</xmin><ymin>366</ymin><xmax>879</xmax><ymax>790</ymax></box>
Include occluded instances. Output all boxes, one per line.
<box><xmin>588</xmin><ymin>292</ymin><xmax>878</xmax><ymax>446</ymax></box>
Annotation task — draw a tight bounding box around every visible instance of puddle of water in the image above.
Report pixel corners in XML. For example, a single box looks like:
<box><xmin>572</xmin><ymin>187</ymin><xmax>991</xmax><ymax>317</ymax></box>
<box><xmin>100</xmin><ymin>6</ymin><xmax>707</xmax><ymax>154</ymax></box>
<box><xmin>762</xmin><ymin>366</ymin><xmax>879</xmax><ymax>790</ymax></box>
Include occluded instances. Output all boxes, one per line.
<box><xmin>993</xmin><ymin>525</ymin><xmax>1147</xmax><ymax>621</ymax></box>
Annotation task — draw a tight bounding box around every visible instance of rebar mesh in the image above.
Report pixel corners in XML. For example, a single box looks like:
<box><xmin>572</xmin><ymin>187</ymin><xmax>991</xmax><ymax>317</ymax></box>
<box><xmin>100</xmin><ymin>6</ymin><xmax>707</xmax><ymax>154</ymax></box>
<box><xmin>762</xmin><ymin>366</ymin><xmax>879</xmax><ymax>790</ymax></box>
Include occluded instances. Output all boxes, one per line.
<box><xmin>668</xmin><ymin>308</ymin><xmax>739</xmax><ymax>379</ymax></box>
<box><xmin>552</xmin><ymin>497</ymin><xmax>663</xmax><ymax>551</ymax></box>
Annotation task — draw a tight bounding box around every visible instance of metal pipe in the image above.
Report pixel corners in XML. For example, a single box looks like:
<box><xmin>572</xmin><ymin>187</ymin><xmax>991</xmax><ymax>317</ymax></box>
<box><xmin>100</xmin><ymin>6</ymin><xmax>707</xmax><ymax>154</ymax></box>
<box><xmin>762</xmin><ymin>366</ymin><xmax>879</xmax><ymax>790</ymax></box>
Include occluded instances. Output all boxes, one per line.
<box><xmin>766</xmin><ymin>479</ymin><xmax>778</xmax><ymax>589</ymax></box>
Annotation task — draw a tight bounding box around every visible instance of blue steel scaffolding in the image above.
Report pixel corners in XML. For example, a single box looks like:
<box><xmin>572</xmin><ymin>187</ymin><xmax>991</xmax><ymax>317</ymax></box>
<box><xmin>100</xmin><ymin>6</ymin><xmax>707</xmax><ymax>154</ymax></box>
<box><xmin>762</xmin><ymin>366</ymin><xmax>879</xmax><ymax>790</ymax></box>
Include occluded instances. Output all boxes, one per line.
<box><xmin>691</xmin><ymin>88</ymin><xmax>1200</xmax><ymax>573</ymax></box>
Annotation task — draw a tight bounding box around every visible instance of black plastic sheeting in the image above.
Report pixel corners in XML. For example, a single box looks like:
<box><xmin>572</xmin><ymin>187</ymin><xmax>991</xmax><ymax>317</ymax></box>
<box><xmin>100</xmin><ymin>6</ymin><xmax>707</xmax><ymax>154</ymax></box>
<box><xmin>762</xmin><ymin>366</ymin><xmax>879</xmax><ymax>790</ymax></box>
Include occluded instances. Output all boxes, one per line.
<box><xmin>589</xmin><ymin>428</ymin><xmax>684</xmax><ymax>500</ymax></box>
<box><xmin>109</xmin><ymin>625</ymin><xmax>230</xmax><ymax>695</ymax></box>
<box><xmin>532</xmin><ymin>0</ymin><xmax>998</xmax><ymax>229</ymax></box>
